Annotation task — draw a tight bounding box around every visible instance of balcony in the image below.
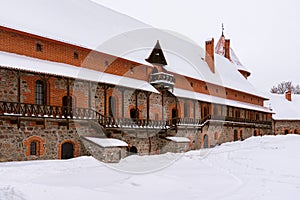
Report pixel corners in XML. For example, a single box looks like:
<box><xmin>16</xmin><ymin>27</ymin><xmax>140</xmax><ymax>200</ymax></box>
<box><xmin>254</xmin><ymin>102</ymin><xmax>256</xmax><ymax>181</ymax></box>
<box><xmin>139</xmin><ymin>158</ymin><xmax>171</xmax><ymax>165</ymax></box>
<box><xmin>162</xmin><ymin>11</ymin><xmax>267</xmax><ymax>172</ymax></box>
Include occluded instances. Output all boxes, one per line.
<box><xmin>150</xmin><ymin>72</ymin><xmax>175</xmax><ymax>90</ymax></box>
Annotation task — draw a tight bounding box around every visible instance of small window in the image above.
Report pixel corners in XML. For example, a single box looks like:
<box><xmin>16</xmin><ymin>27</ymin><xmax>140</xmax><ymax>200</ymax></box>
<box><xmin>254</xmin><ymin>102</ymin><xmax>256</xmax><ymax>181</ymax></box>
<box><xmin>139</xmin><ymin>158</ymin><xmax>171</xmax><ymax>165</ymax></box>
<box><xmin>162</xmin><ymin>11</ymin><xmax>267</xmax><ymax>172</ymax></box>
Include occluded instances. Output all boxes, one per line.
<box><xmin>30</xmin><ymin>141</ymin><xmax>37</xmax><ymax>155</ymax></box>
<box><xmin>284</xmin><ymin>129</ymin><xmax>289</xmax><ymax>135</ymax></box>
<box><xmin>36</xmin><ymin>80</ymin><xmax>45</xmax><ymax>105</ymax></box>
<box><xmin>36</xmin><ymin>43</ymin><xmax>42</xmax><ymax>52</ymax></box>
<box><xmin>190</xmin><ymin>82</ymin><xmax>193</xmax><ymax>87</ymax></box>
<box><xmin>73</xmin><ymin>52</ymin><xmax>79</xmax><ymax>59</ymax></box>
<box><xmin>205</xmin><ymin>86</ymin><xmax>208</xmax><ymax>90</ymax></box>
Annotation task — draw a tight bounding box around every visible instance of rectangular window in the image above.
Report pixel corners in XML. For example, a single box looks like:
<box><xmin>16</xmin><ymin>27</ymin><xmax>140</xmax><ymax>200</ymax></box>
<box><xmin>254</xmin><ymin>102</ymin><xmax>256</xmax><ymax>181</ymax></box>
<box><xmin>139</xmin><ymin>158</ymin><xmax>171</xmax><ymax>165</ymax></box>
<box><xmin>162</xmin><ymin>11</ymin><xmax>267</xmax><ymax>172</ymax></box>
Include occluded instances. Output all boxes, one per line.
<box><xmin>36</xmin><ymin>43</ymin><xmax>42</xmax><ymax>52</ymax></box>
<box><xmin>30</xmin><ymin>142</ymin><xmax>37</xmax><ymax>155</ymax></box>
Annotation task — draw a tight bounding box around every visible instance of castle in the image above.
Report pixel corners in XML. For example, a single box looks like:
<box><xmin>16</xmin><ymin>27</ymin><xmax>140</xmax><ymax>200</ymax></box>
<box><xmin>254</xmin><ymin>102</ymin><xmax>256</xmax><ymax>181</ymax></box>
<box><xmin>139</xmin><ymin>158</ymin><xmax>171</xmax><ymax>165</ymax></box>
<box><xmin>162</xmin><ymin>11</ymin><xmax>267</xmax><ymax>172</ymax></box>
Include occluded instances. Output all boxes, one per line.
<box><xmin>0</xmin><ymin>0</ymin><xmax>273</xmax><ymax>162</ymax></box>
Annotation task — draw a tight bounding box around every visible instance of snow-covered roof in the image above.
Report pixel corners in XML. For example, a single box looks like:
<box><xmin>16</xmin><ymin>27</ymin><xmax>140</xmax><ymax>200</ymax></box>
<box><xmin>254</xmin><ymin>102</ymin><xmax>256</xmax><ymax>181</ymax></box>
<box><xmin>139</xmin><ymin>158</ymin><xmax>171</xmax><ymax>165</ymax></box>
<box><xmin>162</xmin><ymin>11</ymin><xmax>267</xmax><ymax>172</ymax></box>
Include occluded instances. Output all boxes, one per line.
<box><xmin>166</xmin><ymin>137</ymin><xmax>190</xmax><ymax>143</ymax></box>
<box><xmin>265</xmin><ymin>93</ymin><xmax>300</xmax><ymax>120</ymax></box>
<box><xmin>0</xmin><ymin>0</ymin><xmax>266</xmax><ymax>100</ymax></box>
<box><xmin>84</xmin><ymin>137</ymin><xmax>128</xmax><ymax>148</ymax></box>
<box><xmin>0</xmin><ymin>0</ymin><xmax>150</xmax><ymax>50</ymax></box>
<box><xmin>0</xmin><ymin>51</ymin><xmax>159</xmax><ymax>94</ymax></box>
<box><xmin>173</xmin><ymin>88</ymin><xmax>273</xmax><ymax>113</ymax></box>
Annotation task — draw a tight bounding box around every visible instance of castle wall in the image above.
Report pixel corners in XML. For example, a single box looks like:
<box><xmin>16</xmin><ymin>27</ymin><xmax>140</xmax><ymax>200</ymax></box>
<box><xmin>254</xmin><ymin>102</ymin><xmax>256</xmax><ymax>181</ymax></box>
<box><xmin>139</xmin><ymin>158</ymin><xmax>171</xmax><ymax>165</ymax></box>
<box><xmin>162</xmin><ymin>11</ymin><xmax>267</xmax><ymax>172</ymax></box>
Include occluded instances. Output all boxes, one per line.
<box><xmin>273</xmin><ymin>120</ymin><xmax>300</xmax><ymax>135</ymax></box>
<box><xmin>0</xmin><ymin>117</ymin><xmax>92</xmax><ymax>162</ymax></box>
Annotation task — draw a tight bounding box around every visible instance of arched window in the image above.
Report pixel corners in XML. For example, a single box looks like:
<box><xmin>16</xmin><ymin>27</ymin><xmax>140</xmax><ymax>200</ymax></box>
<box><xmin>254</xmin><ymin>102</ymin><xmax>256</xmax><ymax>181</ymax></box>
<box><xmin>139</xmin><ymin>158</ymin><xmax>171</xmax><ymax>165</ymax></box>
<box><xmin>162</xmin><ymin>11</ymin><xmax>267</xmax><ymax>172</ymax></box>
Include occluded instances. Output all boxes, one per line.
<box><xmin>108</xmin><ymin>96</ymin><xmax>116</xmax><ymax>117</ymax></box>
<box><xmin>129</xmin><ymin>146</ymin><xmax>138</xmax><ymax>154</ymax></box>
<box><xmin>35</xmin><ymin>80</ymin><xmax>45</xmax><ymax>105</ymax></box>
<box><xmin>30</xmin><ymin>141</ymin><xmax>37</xmax><ymax>155</ymax></box>
<box><xmin>24</xmin><ymin>136</ymin><xmax>45</xmax><ymax>157</ymax></box>
<box><xmin>284</xmin><ymin>129</ymin><xmax>289</xmax><ymax>135</ymax></box>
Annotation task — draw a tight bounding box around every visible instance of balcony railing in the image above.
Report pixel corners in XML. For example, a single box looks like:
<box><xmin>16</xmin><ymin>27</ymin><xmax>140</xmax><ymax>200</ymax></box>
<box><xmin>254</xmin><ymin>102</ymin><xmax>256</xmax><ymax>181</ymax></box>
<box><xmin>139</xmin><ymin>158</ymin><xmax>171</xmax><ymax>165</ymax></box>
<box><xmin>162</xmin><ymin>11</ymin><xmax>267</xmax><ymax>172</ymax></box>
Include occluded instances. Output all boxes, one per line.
<box><xmin>0</xmin><ymin>101</ymin><xmax>96</xmax><ymax>119</ymax></box>
<box><xmin>0</xmin><ymin>101</ymin><xmax>271</xmax><ymax>130</ymax></box>
<box><xmin>150</xmin><ymin>72</ymin><xmax>175</xmax><ymax>89</ymax></box>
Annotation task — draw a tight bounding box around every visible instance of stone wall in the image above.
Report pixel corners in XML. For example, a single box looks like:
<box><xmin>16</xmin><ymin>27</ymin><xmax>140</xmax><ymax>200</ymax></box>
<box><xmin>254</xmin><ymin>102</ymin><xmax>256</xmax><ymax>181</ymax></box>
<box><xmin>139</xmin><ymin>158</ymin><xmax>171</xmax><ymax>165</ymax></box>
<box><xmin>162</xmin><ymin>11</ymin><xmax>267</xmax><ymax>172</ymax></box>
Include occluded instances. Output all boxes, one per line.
<box><xmin>81</xmin><ymin>138</ymin><xmax>127</xmax><ymax>163</ymax></box>
<box><xmin>0</xmin><ymin>117</ymin><xmax>93</xmax><ymax>162</ymax></box>
<box><xmin>273</xmin><ymin>120</ymin><xmax>300</xmax><ymax>135</ymax></box>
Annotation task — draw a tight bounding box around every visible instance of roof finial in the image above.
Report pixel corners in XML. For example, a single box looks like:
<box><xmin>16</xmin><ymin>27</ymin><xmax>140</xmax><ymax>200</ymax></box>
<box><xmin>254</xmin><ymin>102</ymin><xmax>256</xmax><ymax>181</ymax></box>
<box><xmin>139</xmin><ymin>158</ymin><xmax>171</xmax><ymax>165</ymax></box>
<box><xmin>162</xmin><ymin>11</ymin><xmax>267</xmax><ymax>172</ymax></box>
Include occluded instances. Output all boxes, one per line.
<box><xmin>222</xmin><ymin>23</ymin><xmax>224</xmax><ymax>36</ymax></box>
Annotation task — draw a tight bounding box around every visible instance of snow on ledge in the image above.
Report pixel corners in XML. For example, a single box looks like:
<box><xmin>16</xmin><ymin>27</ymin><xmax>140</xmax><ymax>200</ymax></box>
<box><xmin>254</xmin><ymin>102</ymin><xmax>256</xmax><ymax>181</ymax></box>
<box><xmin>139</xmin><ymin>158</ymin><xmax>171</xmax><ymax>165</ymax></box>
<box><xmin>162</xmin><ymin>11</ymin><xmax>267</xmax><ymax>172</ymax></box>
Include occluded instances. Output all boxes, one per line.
<box><xmin>84</xmin><ymin>137</ymin><xmax>128</xmax><ymax>148</ymax></box>
<box><xmin>166</xmin><ymin>137</ymin><xmax>190</xmax><ymax>143</ymax></box>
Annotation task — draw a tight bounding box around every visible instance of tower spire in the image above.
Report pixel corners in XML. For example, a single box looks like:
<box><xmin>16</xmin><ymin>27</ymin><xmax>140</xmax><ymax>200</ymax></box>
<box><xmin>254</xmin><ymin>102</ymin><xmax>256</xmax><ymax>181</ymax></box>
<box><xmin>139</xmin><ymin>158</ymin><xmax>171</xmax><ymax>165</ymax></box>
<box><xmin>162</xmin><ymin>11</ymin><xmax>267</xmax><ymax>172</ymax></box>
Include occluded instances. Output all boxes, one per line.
<box><xmin>222</xmin><ymin>23</ymin><xmax>224</xmax><ymax>36</ymax></box>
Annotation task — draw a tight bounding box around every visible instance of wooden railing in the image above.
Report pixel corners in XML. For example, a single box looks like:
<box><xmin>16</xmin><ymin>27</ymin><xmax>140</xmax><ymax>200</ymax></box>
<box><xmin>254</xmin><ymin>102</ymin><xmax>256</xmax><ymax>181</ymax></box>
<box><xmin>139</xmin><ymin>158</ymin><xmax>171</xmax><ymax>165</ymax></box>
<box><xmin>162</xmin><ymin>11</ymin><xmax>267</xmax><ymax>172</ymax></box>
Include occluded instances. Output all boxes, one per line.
<box><xmin>0</xmin><ymin>101</ymin><xmax>271</xmax><ymax>129</ymax></box>
<box><xmin>0</xmin><ymin>101</ymin><xmax>95</xmax><ymax>119</ymax></box>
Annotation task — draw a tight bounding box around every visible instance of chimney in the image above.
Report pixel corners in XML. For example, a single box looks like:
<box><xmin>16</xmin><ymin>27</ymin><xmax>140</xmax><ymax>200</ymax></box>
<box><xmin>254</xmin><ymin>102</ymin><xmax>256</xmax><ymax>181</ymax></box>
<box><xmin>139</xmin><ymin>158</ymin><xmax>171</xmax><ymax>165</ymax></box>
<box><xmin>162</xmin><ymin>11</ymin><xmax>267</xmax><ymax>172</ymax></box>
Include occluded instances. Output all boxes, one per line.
<box><xmin>285</xmin><ymin>90</ymin><xmax>292</xmax><ymax>101</ymax></box>
<box><xmin>224</xmin><ymin>39</ymin><xmax>231</xmax><ymax>60</ymax></box>
<box><xmin>205</xmin><ymin>38</ymin><xmax>215</xmax><ymax>73</ymax></box>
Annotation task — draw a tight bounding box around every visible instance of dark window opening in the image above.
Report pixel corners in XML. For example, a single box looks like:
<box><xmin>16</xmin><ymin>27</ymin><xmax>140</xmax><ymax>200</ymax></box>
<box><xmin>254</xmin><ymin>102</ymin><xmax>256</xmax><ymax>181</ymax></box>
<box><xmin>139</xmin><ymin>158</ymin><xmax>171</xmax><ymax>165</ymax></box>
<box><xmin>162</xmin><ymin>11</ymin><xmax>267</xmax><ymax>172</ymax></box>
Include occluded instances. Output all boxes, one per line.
<box><xmin>129</xmin><ymin>146</ymin><xmax>138</xmax><ymax>155</ymax></box>
<box><xmin>284</xmin><ymin>129</ymin><xmax>289</xmax><ymax>135</ymax></box>
<box><xmin>130</xmin><ymin>108</ymin><xmax>139</xmax><ymax>120</ymax></box>
<box><xmin>253</xmin><ymin>130</ymin><xmax>257</xmax><ymax>136</ymax></box>
<box><xmin>36</xmin><ymin>43</ymin><xmax>42</xmax><ymax>52</ymax></box>
<box><xmin>30</xmin><ymin>141</ymin><xmax>37</xmax><ymax>155</ymax></box>
<box><xmin>74</xmin><ymin>52</ymin><xmax>79</xmax><ymax>59</ymax></box>
<box><xmin>233</xmin><ymin>130</ymin><xmax>238</xmax><ymax>141</ymax></box>
<box><xmin>61</xmin><ymin>142</ymin><xmax>74</xmax><ymax>159</ymax></box>
<box><xmin>172</xmin><ymin>108</ymin><xmax>178</xmax><ymax>125</ymax></box>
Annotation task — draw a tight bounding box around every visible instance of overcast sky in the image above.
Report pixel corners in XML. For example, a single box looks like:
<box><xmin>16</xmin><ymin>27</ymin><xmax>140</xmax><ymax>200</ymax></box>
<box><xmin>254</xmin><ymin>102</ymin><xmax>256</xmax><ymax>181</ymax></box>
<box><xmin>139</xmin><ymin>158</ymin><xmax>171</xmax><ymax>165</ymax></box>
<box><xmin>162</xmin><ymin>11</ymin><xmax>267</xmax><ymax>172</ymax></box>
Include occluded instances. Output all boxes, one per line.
<box><xmin>92</xmin><ymin>0</ymin><xmax>300</xmax><ymax>93</ymax></box>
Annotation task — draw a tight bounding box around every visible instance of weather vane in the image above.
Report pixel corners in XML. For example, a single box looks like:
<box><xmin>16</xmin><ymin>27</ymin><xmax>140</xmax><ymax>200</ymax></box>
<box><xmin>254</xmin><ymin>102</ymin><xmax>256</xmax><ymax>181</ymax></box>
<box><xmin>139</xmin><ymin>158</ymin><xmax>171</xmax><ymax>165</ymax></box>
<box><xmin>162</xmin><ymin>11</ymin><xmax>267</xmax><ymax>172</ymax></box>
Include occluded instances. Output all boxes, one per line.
<box><xmin>222</xmin><ymin>23</ymin><xmax>224</xmax><ymax>36</ymax></box>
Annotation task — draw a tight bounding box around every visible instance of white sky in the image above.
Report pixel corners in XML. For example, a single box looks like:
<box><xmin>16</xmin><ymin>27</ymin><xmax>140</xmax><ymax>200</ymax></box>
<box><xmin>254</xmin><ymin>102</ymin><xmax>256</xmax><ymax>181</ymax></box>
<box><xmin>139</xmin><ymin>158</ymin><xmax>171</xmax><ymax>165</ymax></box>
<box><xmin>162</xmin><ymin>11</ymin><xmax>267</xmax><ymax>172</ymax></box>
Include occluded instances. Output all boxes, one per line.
<box><xmin>92</xmin><ymin>0</ymin><xmax>300</xmax><ymax>93</ymax></box>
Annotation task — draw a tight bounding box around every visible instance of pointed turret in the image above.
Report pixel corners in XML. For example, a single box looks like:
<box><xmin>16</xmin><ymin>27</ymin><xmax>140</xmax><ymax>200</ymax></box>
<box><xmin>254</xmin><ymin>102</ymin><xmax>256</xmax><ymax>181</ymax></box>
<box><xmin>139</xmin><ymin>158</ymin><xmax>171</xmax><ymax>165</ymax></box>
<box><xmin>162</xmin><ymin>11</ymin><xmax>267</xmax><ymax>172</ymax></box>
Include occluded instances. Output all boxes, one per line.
<box><xmin>145</xmin><ymin>40</ymin><xmax>168</xmax><ymax>66</ymax></box>
<box><xmin>215</xmin><ymin>24</ymin><xmax>251</xmax><ymax>79</ymax></box>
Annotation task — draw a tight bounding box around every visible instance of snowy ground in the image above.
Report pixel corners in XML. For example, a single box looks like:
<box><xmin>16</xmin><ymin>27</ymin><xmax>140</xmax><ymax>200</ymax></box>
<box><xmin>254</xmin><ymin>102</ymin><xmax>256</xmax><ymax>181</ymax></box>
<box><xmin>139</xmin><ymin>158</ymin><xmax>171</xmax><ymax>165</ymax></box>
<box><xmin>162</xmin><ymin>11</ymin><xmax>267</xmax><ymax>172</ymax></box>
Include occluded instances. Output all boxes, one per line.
<box><xmin>1</xmin><ymin>135</ymin><xmax>300</xmax><ymax>200</ymax></box>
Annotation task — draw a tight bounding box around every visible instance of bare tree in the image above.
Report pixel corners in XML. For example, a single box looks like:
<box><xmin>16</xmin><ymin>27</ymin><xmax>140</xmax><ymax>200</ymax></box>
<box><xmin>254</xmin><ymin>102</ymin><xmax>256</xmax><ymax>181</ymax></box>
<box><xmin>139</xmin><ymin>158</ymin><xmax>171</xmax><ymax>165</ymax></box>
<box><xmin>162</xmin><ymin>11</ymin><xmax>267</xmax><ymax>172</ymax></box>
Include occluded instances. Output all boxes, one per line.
<box><xmin>270</xmin><ymin>81</ymin><xmax>297</xmax><ymax>94</ymax></box>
